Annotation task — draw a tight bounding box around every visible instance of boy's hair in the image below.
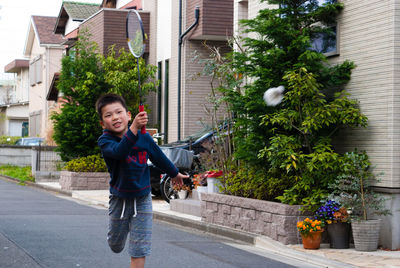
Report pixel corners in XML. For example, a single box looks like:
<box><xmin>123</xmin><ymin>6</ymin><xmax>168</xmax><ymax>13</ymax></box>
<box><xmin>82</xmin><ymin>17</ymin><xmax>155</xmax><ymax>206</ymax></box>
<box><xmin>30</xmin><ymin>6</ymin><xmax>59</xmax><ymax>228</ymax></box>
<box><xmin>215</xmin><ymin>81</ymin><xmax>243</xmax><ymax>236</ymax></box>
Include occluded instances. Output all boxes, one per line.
<box><xmin>96</xmin><ymin>93</ymin><xmax>128</xmax><ymax>119</ymax></box>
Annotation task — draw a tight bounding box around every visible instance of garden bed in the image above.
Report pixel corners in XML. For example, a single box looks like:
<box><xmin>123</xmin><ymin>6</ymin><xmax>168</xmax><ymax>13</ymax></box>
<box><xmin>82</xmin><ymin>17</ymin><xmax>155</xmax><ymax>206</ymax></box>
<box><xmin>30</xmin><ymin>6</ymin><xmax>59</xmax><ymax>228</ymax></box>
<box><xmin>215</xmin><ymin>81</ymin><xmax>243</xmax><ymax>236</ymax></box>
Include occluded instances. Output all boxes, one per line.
<box><xmin>201</xmin><ymin>193</ymin><xmax>311</xmax><ymax>244</ymax></box>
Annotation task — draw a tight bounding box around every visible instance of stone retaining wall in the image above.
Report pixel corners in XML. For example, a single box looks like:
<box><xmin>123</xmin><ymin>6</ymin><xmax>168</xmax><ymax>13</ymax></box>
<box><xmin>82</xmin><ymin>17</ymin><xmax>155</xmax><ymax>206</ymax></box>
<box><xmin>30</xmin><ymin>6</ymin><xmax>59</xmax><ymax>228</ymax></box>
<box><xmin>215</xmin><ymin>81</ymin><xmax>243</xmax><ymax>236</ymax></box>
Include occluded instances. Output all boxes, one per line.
<box><xmin>201</xmin><ymin>193</ymin><xmax>311</xmax><ymax>245</ymax></box>
<box><xmin>60</xmin><ymin>171</ymin><xmax>109</xmax><ymax>190</ymax></box>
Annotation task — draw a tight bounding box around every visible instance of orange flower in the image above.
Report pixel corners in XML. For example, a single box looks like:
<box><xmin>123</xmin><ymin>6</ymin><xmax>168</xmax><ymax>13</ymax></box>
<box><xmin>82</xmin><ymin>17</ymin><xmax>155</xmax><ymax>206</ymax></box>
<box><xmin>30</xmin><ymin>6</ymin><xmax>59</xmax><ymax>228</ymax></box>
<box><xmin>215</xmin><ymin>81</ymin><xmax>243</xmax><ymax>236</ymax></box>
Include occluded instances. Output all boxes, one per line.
<box><xmin>316</xmin><ymin>226</ymin><xmax>321</xmax><ymax>230</ymax></box>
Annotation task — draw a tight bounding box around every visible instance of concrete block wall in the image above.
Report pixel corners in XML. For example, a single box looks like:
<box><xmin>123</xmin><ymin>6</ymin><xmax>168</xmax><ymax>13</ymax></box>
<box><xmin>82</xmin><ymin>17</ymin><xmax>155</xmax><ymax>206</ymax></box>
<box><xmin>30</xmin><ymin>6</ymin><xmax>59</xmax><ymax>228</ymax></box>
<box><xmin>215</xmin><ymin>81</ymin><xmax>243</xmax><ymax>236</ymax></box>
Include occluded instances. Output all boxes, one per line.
<box><xmin>0</xmin><ymin>145</ymin><xmax>32</xmax><ymax>166</ymax></box>
<box><xmin>201</xmin><ymin>193</ymin><xmax>311</xmax><ymax>245</ymax></box>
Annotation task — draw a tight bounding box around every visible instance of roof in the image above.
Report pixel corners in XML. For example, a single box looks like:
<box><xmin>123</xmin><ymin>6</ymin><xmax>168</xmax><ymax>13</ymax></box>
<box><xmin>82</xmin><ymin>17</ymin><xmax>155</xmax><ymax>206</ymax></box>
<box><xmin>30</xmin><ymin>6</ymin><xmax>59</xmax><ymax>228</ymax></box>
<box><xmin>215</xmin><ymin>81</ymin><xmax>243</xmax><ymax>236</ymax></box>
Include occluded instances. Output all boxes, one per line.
<box><xmin>54</xmin><ymin>1</ymin><xmax>100</xmax><ymax>34</ymax></box>
<box><xmin>4</xmin><ymin>59</ymin><xmax>29</xmax><ymax>73</ymax></box>
<box><xmin>63</xmin><ymin>1</ymin><xmax>100</xmax><ymax>20</ymax></box>
<box><xmin>32</xmin><ymin>16</ymin><xmax>65</xmax><ymax>45</ymax></box>
<box><xmin>24</xmin><ymin>16</ymin><xmax>65</xmax><ymax>57</ymax></box>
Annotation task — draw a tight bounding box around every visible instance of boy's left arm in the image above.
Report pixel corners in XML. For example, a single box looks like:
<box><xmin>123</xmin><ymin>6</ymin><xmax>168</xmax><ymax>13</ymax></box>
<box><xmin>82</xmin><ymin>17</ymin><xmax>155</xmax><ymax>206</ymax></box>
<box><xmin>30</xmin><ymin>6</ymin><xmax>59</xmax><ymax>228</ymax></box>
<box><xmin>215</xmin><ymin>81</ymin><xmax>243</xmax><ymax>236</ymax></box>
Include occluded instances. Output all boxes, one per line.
<box><xmin>147</xmin><ymin>136</ymin><xmax>188</xmax><ymax>186</ymax></box>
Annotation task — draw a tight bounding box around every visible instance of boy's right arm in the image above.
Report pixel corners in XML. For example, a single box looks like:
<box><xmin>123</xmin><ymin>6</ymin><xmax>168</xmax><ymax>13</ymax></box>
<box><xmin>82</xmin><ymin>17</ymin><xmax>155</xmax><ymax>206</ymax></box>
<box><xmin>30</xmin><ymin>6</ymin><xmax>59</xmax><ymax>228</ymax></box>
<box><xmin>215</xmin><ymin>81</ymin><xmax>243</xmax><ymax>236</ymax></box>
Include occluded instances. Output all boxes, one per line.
<box><xmin>130</xmin><ymin>111</ymin><xmax>148</xmax><ymax>135</ymax></box>
<box><xmin>98</xmin><ymin>130</ymin><xmax>138</xmax><ymax>160</ymax></box>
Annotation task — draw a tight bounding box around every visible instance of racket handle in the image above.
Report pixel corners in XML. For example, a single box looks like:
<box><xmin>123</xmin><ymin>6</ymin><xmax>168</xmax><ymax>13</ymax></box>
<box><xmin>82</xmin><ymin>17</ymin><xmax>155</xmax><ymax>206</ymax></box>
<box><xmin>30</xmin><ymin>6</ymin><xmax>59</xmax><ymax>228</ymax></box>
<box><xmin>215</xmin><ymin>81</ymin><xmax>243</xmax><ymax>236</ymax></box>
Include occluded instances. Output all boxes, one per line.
<box><xmin>139</xmin><ymin>104</ymin><xmax>146</xmax><ymax>134</ymax></box>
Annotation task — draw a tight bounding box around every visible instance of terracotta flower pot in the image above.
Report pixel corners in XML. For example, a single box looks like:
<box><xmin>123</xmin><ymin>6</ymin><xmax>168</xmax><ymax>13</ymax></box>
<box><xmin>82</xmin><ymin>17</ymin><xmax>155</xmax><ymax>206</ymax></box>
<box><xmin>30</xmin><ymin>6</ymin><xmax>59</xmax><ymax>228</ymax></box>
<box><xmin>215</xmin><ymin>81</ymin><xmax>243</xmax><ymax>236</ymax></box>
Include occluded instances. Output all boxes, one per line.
<box><xmin>301</xmin><ymin>230</ymin><xmax>323</xmax><ymax>249</ymax></box>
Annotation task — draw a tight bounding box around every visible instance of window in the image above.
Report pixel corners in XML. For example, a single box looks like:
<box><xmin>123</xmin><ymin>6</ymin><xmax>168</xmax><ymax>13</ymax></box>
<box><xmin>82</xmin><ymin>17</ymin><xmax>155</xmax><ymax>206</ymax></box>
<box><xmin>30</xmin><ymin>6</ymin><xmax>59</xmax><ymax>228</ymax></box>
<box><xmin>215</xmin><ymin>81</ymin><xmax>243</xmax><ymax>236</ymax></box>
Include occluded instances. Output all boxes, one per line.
<box><xmin>280</xmin><ymin>1</ymin><xmax>339</xmax><ymax>56</ymax></box>
<box><xmin>311</xmin><ymin>24</ymin><xmax>338</xmax><ymax>56</ymax></box>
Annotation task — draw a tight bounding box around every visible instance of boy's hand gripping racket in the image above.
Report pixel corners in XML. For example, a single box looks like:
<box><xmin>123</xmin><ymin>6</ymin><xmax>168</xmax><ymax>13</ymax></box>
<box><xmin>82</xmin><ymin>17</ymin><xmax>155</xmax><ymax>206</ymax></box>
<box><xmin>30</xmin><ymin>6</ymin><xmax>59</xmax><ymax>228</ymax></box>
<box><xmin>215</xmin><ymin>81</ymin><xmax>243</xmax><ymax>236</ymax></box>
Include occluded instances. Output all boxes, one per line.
<box><xmin>126</xmin><ymin>10</ymin><xmax>146</xmax><ymax>134</ymax></box>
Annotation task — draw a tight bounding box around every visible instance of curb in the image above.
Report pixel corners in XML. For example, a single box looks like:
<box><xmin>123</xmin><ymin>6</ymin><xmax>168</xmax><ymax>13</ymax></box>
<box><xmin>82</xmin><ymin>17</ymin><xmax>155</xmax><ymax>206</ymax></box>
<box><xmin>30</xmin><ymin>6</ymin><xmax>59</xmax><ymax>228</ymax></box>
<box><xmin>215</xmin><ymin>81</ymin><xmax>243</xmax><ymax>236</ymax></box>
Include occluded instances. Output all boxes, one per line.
<box><xmin>153</xmin><ymin>211</ymin><xmax>257</xmax><ymax>245</ymax></box>
<box><xmin>255</xmin><ymin>236</ymin><xmax>358</xmax><ymax>268</ymax></box>
<box><xmin>0</xmin><ymin>175</ymin><xmax>72</xmax><ymax>197</ymax></box>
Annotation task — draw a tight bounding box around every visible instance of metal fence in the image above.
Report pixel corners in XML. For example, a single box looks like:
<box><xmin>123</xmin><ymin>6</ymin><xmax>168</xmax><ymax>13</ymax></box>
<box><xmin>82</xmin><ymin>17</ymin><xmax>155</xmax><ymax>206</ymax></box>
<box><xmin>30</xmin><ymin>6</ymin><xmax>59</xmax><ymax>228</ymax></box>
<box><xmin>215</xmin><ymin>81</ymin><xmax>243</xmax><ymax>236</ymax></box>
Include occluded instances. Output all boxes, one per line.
<box><xmin>32</xmin><ymin>146</ymin><xmax>64</xmax><ymax>182</ymax></box>
<box><xmin>34</xmin><ymin>146</ymin><xmax>63</xmax><ymax>171</ymax></box>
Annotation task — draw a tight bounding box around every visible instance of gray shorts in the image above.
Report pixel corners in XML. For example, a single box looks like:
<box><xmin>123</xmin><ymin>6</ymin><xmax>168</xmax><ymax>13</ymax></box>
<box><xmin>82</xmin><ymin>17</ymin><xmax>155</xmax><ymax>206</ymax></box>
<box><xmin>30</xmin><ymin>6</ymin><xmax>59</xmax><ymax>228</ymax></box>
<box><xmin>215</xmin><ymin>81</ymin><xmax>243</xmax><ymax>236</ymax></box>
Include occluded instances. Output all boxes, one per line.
<box><xmin>107</xmin><ymin>193</ymin><xmax>152</xmax><ymax>257</ymax></box>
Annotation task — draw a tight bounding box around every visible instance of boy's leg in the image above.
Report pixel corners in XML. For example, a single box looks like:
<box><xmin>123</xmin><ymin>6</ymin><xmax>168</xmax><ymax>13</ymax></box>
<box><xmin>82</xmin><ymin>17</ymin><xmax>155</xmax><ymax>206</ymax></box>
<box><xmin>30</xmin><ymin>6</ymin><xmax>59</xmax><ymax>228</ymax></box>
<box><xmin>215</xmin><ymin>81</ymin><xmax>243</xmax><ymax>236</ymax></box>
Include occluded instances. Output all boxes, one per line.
<box><xmin>129</xmin><ymin>193</ymin><xmax>153</xmax><ymax>259</ymax></box>
<box><xmin>130</xmin><ymin>257</ymin><xmax>145</xmax><ymax>268</ymax></box>
<box><xmin>108</xmin><ymin>195</ymin><xmax>130</xmax><ymax>253</ymax></box>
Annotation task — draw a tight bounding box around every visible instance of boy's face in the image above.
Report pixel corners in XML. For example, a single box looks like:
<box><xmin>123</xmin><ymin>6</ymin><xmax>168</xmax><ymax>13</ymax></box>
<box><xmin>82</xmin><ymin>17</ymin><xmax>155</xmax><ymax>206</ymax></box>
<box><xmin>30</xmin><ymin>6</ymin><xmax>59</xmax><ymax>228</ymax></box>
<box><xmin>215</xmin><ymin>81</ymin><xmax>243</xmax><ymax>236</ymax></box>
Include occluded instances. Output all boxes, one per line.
<box><xmin>100</xmin><ymin>102</ymin><xmax>131</xmax><ymax>138</ymax></box>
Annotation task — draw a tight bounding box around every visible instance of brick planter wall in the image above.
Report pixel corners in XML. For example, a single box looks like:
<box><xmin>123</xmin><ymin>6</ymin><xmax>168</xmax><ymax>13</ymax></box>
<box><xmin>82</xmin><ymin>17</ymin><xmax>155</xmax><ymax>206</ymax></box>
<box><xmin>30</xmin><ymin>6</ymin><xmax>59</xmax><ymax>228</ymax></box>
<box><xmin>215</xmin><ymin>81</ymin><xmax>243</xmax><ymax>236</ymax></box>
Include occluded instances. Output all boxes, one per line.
<box><xmin>201</xmin><ymin>193</ymin><xmax>311</xmax><ymax>245</ymax></box>
<box><xmin>60</xmin><ymin>171</ymin><xmax>109</xmax><ymax>191</ymax></box>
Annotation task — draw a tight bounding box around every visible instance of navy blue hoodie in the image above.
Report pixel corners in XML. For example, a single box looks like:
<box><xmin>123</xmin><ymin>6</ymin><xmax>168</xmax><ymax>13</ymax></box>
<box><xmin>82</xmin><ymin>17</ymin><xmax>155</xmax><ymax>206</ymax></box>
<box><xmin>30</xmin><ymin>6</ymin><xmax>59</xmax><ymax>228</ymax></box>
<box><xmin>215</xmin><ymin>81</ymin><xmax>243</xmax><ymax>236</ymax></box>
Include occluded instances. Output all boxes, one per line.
<box><xmin>98</xmin><ymin>128</ymin><xmax>179</xmax><ymax>198</ymax></box>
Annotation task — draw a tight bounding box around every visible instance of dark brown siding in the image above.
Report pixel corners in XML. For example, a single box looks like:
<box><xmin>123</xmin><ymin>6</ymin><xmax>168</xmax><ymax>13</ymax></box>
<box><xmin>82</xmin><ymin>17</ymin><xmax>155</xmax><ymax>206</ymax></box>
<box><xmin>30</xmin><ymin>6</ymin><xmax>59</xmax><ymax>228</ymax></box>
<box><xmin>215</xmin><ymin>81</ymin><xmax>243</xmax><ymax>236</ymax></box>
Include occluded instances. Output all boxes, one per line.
<box><xmin>80</xmin><ymin>11</ymin><xmax>105</xmax><ymax>54</ymax></box>
<box><xmin>187</xmin><ymin>0</ymin><xmax>233</xmax><ymax>40</ymax></box>
<box><xmin>80</xmin><ymin>9</ymin><xmax>150</xmax><ymax>56</ymax></box>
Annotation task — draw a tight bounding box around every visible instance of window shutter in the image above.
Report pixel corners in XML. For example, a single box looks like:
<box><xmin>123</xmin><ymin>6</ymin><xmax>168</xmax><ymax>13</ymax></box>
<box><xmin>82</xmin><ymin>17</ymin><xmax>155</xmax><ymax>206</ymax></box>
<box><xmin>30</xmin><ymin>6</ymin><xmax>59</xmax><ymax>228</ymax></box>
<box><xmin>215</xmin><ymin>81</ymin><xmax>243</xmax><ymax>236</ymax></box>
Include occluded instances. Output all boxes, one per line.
<box><xmin>29</xmin><ymin>62</ymin><xmax>35</xmax><ymax>86</ymax></box>
<box><xmin>36</xmin><ymin>57</ymin><xmax>42</xmax><ymax>84</ymax></box>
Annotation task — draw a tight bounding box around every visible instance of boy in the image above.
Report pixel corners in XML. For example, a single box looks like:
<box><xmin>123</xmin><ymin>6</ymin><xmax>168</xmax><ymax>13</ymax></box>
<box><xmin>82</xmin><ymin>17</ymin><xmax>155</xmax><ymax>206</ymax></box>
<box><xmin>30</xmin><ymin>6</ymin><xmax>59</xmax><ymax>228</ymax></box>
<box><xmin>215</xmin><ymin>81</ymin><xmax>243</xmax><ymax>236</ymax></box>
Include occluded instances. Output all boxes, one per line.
<box><xmin>96</xmin><ymin>93</ymin><xmax>187</xmax><ymax>268</ymax></box>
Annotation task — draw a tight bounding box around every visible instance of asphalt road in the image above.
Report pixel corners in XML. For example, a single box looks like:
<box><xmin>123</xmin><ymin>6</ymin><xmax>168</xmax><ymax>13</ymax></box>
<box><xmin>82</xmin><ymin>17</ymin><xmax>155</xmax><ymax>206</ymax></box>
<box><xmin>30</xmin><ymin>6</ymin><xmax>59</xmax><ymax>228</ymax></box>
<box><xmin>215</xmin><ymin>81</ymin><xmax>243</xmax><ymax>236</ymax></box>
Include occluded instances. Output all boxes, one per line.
<box><xmin>0</xmin><ymin>178</ymin><xmax>304</xmax><ymax>268</ymax></box>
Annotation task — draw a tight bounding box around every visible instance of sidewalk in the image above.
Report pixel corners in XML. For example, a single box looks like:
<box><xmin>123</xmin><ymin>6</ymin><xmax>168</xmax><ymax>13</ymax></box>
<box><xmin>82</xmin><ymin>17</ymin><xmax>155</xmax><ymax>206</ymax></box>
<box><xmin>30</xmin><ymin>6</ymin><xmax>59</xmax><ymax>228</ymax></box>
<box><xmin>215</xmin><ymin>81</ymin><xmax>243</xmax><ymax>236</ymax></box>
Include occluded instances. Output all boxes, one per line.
<box><xmin>23</xmin><ymin>180</ymin><xmax>400</xmax><ymax>268</ymax></box>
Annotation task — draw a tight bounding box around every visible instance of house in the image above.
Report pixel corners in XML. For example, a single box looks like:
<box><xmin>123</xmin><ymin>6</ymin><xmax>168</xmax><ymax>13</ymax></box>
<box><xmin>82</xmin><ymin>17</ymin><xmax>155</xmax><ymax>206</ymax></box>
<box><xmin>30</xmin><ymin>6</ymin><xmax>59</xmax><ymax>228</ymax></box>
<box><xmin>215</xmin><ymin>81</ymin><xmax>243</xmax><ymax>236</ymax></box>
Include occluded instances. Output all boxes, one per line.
<box><xmin>23</xmin><ymin>16</ymin><xmax>65</xmax><ymax>141</ymax></box>
<box><xmin>52</xmin><ymin>0</ymin><xmax>232</xmax><ymax>143</ymax></box>
<box><xmin>1</xmin><ymin>60</ymin><xmax>30</xmax><ymax>136</ymax></box>
<box><xmin>238</xmin><ymin>0</ymin><xmax>400</xmax><ymax>250</ymax></box>
<box><xmin>72</xmin><ymin>0</ymin><xmax>233</xmax><ymax>143</ymax></box>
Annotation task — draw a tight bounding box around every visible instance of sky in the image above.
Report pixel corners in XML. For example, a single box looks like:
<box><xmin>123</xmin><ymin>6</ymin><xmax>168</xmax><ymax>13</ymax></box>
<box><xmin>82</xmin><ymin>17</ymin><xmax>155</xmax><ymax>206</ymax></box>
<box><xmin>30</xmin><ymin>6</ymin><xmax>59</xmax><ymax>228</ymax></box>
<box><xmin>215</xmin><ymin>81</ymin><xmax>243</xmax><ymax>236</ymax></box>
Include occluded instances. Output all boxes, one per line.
<box><xmin>0</xmin><ymin>0</ymin><xmax>101</xmax><ymax>79</ymax></box>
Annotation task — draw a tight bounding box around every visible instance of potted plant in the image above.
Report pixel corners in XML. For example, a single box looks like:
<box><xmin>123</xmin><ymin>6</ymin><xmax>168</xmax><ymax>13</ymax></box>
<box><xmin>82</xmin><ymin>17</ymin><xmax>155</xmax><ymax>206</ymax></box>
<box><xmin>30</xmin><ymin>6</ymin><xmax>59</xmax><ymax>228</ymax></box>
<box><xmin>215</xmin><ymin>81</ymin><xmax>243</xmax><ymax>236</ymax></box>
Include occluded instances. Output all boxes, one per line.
<box><xmin>297</xmin><ymin>218</ymin><xmax>325</xmax><ymax>249</ymax></box>
<box><xmin>173</xmin><ymin>184</ymin><xmax>191</xmax><ymax>200</ymax></box>
<box><xmin>192</xmin><ymin>173</ymin><xmax>208</xmax><ymax>200</ymax></box>
<box><xmin>315</xmin><ymin>200</ymin><xmax>350</xmax><ymax>249</ymax></box>
<box><xmin>329</xmin><ymin>151</ymin><xmax>391</xmax><ymax>251</ymax></box>
<box><xmin>206</xmin><ymin>170</ymin><xmax>223</xmax><ymax>193</ymax></box>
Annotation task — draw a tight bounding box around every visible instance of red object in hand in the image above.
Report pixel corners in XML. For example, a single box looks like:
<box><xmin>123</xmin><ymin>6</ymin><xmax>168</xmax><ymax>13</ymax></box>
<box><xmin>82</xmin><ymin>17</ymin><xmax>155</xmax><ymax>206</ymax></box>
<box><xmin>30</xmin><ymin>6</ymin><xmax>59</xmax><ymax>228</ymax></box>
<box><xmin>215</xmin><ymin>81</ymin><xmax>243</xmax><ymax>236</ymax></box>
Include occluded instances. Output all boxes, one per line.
<box><xmin>139</xmin><ymin>104</ymin><xmax>146</xmax><ymax>134</ymax></box>
<box><xmin>206</xmin><ymin>170</ymin><xmax>223</xmax><ymax>178</ymax></box>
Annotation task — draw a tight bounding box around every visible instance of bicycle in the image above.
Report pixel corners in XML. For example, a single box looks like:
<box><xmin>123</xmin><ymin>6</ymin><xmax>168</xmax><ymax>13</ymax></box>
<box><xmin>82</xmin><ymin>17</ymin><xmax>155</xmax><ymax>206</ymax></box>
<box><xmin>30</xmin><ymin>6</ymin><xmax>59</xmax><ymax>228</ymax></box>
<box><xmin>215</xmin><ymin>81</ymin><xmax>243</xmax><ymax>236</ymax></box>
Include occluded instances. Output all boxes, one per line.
<box><xmin>160</xmin><ymin>154</ymin><xmax>202</xmax><ymax>203</ymax></box>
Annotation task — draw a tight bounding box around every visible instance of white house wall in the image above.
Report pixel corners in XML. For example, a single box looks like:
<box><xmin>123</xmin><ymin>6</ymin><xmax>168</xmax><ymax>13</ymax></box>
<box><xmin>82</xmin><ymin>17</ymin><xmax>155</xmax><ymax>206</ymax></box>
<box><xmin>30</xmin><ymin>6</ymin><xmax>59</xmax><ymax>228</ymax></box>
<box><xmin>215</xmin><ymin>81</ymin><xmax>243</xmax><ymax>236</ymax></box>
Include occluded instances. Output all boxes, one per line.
<box><xmin>117</xmin><ymin>0</ymin><xmax>132</xmax><ymax>9</ymax></box>
<box><xmin>156</xmin><ymin>0</ymin><xmax>172</xmax><ymax>138</ymax></box>
<box><xmin>157</xmin><ymin>0</ymin><xmax>172</xmax><ymax>62</ymax></box>
<box><xmin>29</xmin><ymin>37</ymin><xmax>46</xmax><ymax>122</ymax></box>
<box><xmin>329</xmin><ymin>0</ymin><xmax>398</xmax><ymax>188</ymax></box>
<box><xmin>16</xmin><ymin>68</ymin><xmax>29</xmax><ymax>102</ymax></box>
<box><xmin>65</xmin><ymin>19</ymin><xmax>81</xmax><ymax>36</ymax></box>
<box><xmin>169</xmin><ymin>0</ymin><xmax>181</xmax><ymax>142</ymax></box>
<box><xmin>28</xmin><ymin>35</ymin><xmax>63</xmax><ymax>138</ymax></box>
<box><xmin>6</xmin><ymin>105</ymin><xmax>28</xmax><ymax>119</ymax></box>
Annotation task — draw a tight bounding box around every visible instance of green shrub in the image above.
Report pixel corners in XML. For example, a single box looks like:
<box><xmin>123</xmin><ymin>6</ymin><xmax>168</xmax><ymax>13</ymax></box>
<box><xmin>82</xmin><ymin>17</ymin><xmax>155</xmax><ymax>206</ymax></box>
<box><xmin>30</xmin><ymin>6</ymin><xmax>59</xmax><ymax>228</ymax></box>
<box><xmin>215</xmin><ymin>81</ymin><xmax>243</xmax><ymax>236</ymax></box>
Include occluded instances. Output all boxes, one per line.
<box><xmin>0</xmin><ymin>136</ymin><xmax>21</xmax><ymax>145</ymax></box>
<box><xmin>223</xmin><ymin>166</ymin><xmax>290</xmax><ymax>200</ymax></box>
<box><xmin>259</xmin><ymin>68</ymin><xmax>367</xmax><ymax>211</ymax></box>
<box><xmin>64</xmin><ymin>154</ymin><xmax>107</xmax><ymax>172</ymax></box>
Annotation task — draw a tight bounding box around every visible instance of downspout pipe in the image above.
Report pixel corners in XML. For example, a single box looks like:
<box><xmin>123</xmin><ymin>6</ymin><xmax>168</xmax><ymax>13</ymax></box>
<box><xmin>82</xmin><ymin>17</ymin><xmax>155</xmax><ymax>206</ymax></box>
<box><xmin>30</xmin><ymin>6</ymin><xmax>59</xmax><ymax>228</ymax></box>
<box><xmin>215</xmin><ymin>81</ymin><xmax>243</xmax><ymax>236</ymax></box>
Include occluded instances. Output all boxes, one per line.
<box><xmin>177</xmin><ymin>5</ymin><xmax>200</xmax><ymax>140</ymax></box>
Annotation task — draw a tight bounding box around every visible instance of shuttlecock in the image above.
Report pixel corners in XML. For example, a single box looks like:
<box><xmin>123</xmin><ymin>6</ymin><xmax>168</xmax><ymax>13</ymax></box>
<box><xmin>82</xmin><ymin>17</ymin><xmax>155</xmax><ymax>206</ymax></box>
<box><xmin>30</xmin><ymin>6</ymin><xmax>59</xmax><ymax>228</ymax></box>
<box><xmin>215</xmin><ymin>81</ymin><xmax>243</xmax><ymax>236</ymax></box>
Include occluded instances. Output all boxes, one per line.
<box><xmin>263</xmin><ymin>86</ymin><xmax>284</xmax><ymax>106</ymax></box>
